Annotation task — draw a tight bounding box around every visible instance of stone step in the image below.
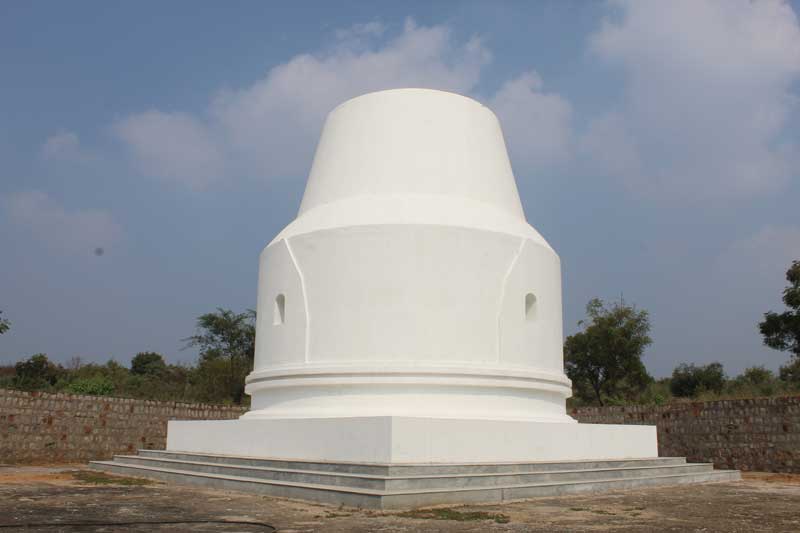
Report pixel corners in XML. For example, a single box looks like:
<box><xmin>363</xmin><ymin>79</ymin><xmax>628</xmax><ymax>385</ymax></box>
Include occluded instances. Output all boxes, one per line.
<box><xmin>90</xmin><ymin>460</ymin><xmax>384</xmax><ymax>508</ymax></box>
<box><xmin>136</xmin><ymin>449</ymin><xmax>687</xmax><ymax>475</ymax></box>
<box><xmin>110</xmin><ymin>454</ymin><xmax>713</xmax><ymax>491</ymax></box>
<box><xmin>89</xmin><ymin>458</ymin><xmax>740</xmax><ymax>509</ymax></box>
<box><xmin>383</xmin><ymin>470</ymin><xmax>741</xmax><ymax>509</ymax></box>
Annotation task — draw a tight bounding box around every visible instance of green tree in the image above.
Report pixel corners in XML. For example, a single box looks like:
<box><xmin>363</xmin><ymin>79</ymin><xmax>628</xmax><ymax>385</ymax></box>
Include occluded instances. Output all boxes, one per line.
<box><xmin>728</xmin><ymin>365</ymin><xmax>779</xmax><ymax>397</ymax></box>
<box><xmin>736</xmin><ymin>366</ymin><xmax>774</xmax><ymax>386</ymax></box>
<box><xmin>0</xmin><ymin>310</ymin><xmax>9</xmax><ymax>335</ymax></box>
<box><xmin>189</xmin><ymin>357</ymin><xmax>235</xmax><ymax>404</ymax></box>
<box><xmin>635</xmin><ymin>377</ymin><xmax>672</xmax><ymax>406</ymax></box>
<box><xmin>564</xmin><ymin>298</ymin><xmax>653</xmax><ymax>406</ymax></box>
<box><xmin>760</xmin><ymin>260</ymin><xmax>800</xmax><ymax>358</ymax></box>
<box><xmin>103</xmin><ymin>360</ymin><xmax>132</xmax><ymax>385</ymax></box>
<box><xmin>670</xmin><ymin>362</ymin><xmax>726</xmax><ymax>397</ymax></box>
<box><xmin>0</xmin><ymin>364</ymin><xmax>15</xmax><ymax>388</ymax></box>
<box><xmin>184</xmin><ymin>308</ymin><xmax>256</xmax><ymax>404</ymax></box>
<box><xmin>13</xmin><ymin>354</ymin><xmax>63</xmax><ymax>390</ymax></box>
<box><xmin>130</xmin><ymin>352</ymin><xmax>167</xmax><ymax>376</ymax></box>
<box><xmin>66</xmin><ymin>376</ymin><xmax>115</xmax><ymax>396</ymax></box>
<box><xmin>779</xmin><ymin>357</ymin><xmax>800</xmax><ymax>386</ymax></box>
<box><xmin>124</xmin><ymin>363</ymin><xmax>191</xmax><ymax>401</ymax></box>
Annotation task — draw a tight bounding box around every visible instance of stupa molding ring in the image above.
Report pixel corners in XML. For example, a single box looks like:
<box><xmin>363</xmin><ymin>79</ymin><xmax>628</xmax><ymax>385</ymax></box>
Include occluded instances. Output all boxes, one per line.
<box><xmin>245</xmin><ymin>364</ymin><xmax>572</xmax><ymax>390</ymax></box>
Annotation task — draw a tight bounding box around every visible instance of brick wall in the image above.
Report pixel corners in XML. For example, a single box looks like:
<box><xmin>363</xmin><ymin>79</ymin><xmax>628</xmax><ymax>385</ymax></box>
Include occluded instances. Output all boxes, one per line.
<box><xmin>0</xmin><ymin>389</ymin><xmax>246</xmax><ymax>464</ymax></box>
<box><xmin>573</xmin><ymin>396</ymin><xmax>800</xmax><ymax>473</ymax></box>
<box><xmin>2</xmin><ymin>388</ymin><xmax>799</xmax><ymax>471</ymax></box>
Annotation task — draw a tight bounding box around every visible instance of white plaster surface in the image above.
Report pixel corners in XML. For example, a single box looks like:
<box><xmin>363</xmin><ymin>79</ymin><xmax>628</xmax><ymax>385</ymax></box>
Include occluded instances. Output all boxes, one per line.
<box><xmin>245</xmin><ymin>88</ymin><xmax>573</xmax><ymax>422</ymax></box>
<box><xmin>167</xmin><ymin>88</ymin><xmax>659</xmax><ymax>465</ymax></box>
<box><xmin>167</xmin><ymin>417</ymin><xmax>658</xmax><ymax>463</ymax></box>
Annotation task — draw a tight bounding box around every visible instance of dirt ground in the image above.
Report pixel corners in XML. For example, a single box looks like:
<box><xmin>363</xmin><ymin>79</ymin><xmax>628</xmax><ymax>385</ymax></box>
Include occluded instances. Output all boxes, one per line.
<box><xmin>1</xmin><ymin>466</ymin><xmax>799</xmax><ymax>532</ymax></box>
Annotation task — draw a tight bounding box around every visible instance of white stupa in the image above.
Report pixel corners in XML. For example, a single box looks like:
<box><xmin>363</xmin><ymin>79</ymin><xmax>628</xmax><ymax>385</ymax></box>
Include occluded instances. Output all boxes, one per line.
<box><xmin>94</xmin><ymin>90</ymin><xmax>739</xmax><ymax>507</ymax></box>
<box><xmin>167</xmin><ymin>89</ymin><xmax>656</xmax><ymax>464</ymax></box>
<box><xmin>244</xmin><ymin>88</ymin><xmax>571</xmax><ymax>423</ymax></box>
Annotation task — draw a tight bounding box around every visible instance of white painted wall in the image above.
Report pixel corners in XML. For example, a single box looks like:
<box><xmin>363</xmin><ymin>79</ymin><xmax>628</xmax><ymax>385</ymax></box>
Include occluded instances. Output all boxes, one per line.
<box><xmin>253</xmin><ymin>240</ymin><xmax>306</xmax><ymax>367</ymax></box>
<box><xmin>168</xmin><ymin>417</ymin><xmax>658</xmax><ymax>463</ymax></box>
<box><xmin>298</xmin><ymin>89</ymin><xmax>525</xmax><ymax>217</ymax></box>
<box><xmin>245</xmin><ymin>88</ymin><xmax>573</xmax><ymax>422</ymax></box>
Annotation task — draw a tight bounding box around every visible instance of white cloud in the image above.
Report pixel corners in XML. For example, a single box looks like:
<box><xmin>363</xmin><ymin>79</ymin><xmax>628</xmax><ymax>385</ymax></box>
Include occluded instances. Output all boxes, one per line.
<box><xmin>211</xmin><ymin>18</ymin><xmax>492</xmax><ymax>181</ymax></box>
<box><xmin>113</xmin><ymin>19</ymin><xmax>547</xmax><ymax>188</ymax></box>
<box><xmin>579</xmin><ymin>112</ymin><xmax>642</xmax><ymax>188</ymax></box>
<box><xmin>583</xmin><ymin>0</ymin><xmax>800</xmax><ymax>202</ymax></box>
<box><xmin>41</xmin><ymin>131</ymin><xmax>82</xmax><ymax>161</ymax></box>
<box><xmin>490</xmin><ymin>72</ymin><xmax>572</xmax><ymax>170</ymax></box>
<box><xmin>4</xmin><ymin>191</ymin><xmax>122</xmax><ymax>254</ymax></box>
<box><xmin>113</xmin><ymin>111</ymin><xmax>225</xmax><ymax>190</ymax></box>
<box><xmin>112</xmin><ymin>20</ymin><xmax>492</xmax><ymax>187</ymax></box>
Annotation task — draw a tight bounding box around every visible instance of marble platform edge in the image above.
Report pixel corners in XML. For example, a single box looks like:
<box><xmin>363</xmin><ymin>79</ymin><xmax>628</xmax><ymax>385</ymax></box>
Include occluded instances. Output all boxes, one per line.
<box><xmin>166</xmin><ymin>416</ymin><xmax>658</xmax><ymax>463</ymax></box>
<box><xmin>89</xmin><ymin>458</ymin><xmax>741</xmax><ymax>509</ymax></box>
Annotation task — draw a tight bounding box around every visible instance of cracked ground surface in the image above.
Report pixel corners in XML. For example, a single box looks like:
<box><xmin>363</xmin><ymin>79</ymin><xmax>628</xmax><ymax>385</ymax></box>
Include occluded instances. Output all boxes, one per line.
<box><xmin>1</xmin><ymin>466</ymin><xmax>799</xmax><ymax>532</ymax></box>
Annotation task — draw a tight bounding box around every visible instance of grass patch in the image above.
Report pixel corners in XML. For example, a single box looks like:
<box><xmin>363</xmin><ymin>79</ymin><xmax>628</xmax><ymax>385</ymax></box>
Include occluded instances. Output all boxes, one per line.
<box><xmin>70</xmin><ymin>470</ymin><xmax>154</xmax><ymax>486</ymax></box>
<box><xmin>397</xmin><ymin>508</ymin><xmax>510</xmax><ymax>524</ymax></box>
<box><xmin>568</xmin><ymin>507</ymin><xmax>615</xmax><ymax>515</ymax></box>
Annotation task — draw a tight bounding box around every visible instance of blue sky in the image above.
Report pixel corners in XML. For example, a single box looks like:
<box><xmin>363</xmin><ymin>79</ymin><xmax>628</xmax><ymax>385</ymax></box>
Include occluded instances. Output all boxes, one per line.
<box><xmin>2</xmin><ymin>1</ymin><xmax>799</xmax><ymax>377</ymax></box>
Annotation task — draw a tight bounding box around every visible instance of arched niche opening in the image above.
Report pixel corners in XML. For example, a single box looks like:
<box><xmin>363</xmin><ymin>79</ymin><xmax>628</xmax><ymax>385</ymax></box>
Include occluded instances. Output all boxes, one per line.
<box><xmin>273</xmin><ymin>294</ymin><xmax>286</xmax><ymax>325</ymax></box>
<box><xmin>525</xmin><ymin>292</ymin><xmax>537</xmax><ymax>321</ymax></box>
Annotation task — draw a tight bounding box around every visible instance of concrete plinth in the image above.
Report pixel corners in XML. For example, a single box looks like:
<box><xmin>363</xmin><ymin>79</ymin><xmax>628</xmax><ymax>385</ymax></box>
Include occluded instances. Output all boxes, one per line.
<box><xmin>84</xmin><ymin>416</ymin><xmax>740</xmax><ymax>509</ymax></box>
<box><xmin>166</xmin><ymin>417</ymin><xmax>657</xmax><ymax>464</ymax></box>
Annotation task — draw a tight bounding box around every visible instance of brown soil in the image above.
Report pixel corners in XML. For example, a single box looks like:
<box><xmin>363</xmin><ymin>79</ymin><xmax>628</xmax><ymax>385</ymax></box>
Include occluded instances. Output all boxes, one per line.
<box><xmin>1</xmin><ymin>466</ymin><xmax>799</xmax><ymax>532</ymax></box>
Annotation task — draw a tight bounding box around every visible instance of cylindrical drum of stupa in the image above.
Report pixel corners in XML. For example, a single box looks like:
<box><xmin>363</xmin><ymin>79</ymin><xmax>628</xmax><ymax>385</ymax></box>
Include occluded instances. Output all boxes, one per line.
<box><xmin>244</xmin><ymin>88</ymin><xmax>573</xmax><ymax>423</ymax></box>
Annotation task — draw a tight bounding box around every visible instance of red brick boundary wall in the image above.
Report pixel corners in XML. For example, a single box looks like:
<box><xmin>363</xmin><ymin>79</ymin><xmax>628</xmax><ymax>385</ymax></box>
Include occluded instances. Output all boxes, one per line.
<box><xmin>573</xmin><ymin>396</ymin><xmax>800</xmax><ymax>473</ymax></box>
<box><xmin>0</xmin><ymin>389</ymin><xmax>246</xmax><ymax>464</ymax></box>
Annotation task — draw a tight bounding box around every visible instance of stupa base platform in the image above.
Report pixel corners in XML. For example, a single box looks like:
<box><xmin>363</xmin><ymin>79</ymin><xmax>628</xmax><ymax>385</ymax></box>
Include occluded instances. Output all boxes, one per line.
<box><xmin>90</xmin><ymin>451</ymin><xmax>740</xmax><ymax>509</ymax></box>
<box><xmin>88</xmin><ymin>417</ymin><xmax>739</xmax><ymax>508</ymax></box>
<box><xmin>163</xmin><ymin>417</ymin><xmax>658</xmax><ymax>463</ymax></box>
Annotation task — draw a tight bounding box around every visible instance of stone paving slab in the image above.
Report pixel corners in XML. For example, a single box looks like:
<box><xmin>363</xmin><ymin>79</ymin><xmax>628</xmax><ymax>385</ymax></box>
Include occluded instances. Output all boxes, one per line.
<box><xmin>0</xmin><ymin>466</ymin><xmax>798</xmax><ymax>532</ymax></box>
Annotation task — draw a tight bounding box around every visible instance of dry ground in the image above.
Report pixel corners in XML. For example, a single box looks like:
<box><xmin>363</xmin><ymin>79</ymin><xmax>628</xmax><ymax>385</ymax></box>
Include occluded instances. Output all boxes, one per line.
<box><xmin>1</xmin><ymin>466</ymin><xmax>799</xmax><ymax>532</ymax></box>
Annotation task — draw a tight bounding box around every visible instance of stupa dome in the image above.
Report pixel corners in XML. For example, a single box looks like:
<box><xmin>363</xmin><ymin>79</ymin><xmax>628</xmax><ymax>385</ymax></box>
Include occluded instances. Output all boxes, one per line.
<box><xmin>245</xmin><ymin>88</ymin><xmax>572</xmax><ymax>422</ymax></box>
